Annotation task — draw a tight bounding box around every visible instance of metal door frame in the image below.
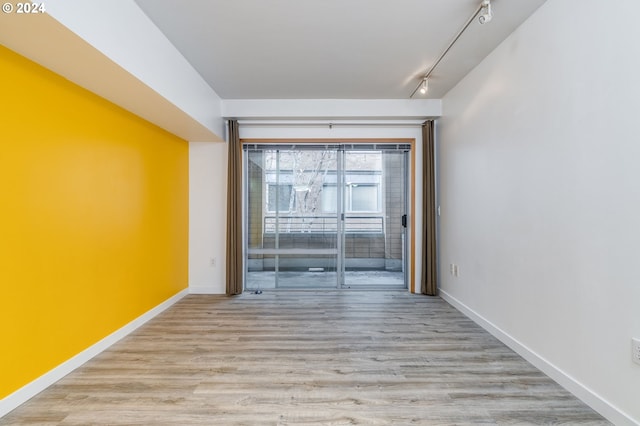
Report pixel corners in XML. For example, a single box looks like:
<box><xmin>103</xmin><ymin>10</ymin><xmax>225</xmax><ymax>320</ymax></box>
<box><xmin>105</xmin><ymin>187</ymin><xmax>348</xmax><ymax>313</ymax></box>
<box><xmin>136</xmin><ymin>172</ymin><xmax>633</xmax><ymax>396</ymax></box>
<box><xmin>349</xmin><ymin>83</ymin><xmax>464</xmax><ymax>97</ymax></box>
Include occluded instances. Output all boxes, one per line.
<box><xmin>243</xmin><ymin>143</ymin><xmax>410</xmax><ymax>291</ymax></box>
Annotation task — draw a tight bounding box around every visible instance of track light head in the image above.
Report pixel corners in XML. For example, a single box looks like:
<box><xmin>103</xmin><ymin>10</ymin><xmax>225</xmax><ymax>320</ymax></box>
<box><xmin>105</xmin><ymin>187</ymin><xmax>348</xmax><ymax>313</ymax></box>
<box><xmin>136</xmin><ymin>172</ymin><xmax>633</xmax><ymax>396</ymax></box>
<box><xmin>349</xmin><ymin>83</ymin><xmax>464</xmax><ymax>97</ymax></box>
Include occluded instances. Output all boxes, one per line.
<box><xmin>419</xmin><ymin>78</ymin><xmax>428</xmax><ymax>95</ymax></box>
<box><xmin>479</xmin><ymin>0</ymin><xmax>492</xmax><ymax>24</ymax></box>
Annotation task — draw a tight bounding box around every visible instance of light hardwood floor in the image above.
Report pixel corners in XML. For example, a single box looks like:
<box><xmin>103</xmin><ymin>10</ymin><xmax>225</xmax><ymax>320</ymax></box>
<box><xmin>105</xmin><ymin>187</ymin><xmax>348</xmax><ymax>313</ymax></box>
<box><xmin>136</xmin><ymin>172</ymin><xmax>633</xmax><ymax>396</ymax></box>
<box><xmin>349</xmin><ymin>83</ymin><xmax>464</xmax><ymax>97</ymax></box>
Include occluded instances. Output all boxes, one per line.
<box><xmin>1</xmin><ymin>291</ymin><xmax>609</xmax><ymax>425</ymax></box>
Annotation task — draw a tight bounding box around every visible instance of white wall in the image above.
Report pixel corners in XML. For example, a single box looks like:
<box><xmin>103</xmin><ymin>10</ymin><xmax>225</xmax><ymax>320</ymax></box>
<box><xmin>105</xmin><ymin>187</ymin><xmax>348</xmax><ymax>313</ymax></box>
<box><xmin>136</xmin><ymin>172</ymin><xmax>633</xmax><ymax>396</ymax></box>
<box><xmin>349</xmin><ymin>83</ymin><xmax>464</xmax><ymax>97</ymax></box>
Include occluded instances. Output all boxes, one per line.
<box><xmin>189</xmin><ymin>142</ymin><xmax>228</xmax><ymax>294</ymax></box>
<box><xmin>438</xmin><ymin>0</ymin><xmax>640</xmax><ymax>424</ymax></box>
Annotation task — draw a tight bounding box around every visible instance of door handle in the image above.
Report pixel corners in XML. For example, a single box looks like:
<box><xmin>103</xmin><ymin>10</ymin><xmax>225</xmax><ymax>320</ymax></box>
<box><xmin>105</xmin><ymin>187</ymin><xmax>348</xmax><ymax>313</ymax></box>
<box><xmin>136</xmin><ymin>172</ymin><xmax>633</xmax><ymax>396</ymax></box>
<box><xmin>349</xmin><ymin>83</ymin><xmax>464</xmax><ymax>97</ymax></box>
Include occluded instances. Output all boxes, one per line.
<box><xmin>401</xmin><ymin>214</ymin><xmax>407</xmax><ymax>228</ymax></box>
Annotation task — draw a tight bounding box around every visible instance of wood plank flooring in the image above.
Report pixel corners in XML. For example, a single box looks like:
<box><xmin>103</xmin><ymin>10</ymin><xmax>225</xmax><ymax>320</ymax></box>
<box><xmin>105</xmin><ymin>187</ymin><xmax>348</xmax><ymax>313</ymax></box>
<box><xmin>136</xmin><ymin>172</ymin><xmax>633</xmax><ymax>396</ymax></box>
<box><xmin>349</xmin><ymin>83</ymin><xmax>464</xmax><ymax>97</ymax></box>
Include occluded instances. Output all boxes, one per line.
<box><xmin>1</xmin><ymin>291</ymin><xmax>610</xmax><ymax>425</ymax></box>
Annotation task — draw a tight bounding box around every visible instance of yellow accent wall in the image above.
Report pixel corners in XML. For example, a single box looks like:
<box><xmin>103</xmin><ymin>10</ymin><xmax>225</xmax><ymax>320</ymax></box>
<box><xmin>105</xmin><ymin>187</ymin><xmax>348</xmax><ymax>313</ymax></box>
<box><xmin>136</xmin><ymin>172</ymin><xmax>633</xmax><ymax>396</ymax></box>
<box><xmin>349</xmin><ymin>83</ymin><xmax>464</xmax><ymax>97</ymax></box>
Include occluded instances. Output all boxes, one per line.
<box><xmin>0</xmin><ymin>45</ymin><xmax>189</xmax><ymax>398</ymax></box>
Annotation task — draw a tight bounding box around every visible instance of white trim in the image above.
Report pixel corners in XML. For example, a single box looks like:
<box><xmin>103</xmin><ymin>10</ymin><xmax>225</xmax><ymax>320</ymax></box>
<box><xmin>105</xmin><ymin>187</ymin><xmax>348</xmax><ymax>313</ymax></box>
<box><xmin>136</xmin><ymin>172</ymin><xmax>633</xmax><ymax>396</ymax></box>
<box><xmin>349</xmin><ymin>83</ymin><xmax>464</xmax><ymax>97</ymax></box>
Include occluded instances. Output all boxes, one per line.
<box><xmin>439</xmin><ymin>290</ymin><xmax>639</xmax><ymax>426</ymax></box>
<box><xmin>222</xmin><ymin>99</ymin><xmax>442</xmax><ymax>121</ymax></box>
<box><xmin>0</xmin><ymin>289</ymin><xmax>189</xmax><ymax>418</ymax></box>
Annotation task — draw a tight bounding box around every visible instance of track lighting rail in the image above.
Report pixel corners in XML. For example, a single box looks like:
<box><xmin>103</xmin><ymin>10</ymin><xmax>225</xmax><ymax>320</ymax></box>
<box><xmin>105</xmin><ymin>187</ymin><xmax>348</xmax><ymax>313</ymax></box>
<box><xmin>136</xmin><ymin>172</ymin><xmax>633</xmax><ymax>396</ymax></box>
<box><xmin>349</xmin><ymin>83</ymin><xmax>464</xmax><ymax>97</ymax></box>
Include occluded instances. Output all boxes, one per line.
<box><xmin>409</xmin><ymin>1</ymin><xmax>487</xmax><ymax>98</ymax></box>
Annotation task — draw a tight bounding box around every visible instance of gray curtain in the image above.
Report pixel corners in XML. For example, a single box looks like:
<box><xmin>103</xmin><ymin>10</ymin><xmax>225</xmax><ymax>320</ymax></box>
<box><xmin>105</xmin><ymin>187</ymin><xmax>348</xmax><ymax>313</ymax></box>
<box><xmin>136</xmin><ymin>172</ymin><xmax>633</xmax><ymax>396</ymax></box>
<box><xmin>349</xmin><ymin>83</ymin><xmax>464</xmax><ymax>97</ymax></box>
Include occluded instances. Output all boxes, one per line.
<box><xmin>226</xmin><ymin>120</ymin><xmax>243</xmax><ymax>295</ymax></box>
<box><xmin>421</xmin><ymin>120</ymin><xmax>437</xmax><ymax>296</ymax></box>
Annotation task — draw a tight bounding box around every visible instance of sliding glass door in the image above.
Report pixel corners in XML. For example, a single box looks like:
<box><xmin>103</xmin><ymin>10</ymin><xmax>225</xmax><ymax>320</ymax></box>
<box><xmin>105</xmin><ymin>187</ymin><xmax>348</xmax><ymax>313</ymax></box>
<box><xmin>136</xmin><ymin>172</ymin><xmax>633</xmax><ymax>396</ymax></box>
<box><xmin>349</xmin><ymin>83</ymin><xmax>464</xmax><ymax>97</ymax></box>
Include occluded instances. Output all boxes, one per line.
<box><xmin>244</xmin><ymin>143</ymin><xmax>409</xmax><ymax>290</ymax></box>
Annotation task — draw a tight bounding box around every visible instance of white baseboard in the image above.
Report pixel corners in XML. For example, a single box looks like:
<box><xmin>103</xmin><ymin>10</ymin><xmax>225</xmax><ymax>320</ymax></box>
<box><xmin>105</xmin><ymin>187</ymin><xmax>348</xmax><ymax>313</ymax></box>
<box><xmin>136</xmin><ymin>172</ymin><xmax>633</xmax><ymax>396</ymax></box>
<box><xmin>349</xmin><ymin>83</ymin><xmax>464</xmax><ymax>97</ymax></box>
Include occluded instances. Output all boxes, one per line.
<box><xmin>439</xmin><ymin>289</ymin><xmax>638</xmax><ymax>426</ymax></box>
<box><xmin>0</xmin><ymin>289</ymin><xmax>189</xmax><ymax>418</ymax></box>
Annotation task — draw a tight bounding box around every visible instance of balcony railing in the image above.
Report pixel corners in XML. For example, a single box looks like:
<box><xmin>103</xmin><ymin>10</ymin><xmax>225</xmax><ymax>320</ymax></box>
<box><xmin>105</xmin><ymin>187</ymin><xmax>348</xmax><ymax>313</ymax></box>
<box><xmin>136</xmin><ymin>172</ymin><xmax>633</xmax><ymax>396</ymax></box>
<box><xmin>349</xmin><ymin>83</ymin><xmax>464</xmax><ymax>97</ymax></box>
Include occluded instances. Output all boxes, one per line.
<box><xmin>264</xmin><ymin>215</ymin><xmax>384</xmax><ymax>234</ymax></box>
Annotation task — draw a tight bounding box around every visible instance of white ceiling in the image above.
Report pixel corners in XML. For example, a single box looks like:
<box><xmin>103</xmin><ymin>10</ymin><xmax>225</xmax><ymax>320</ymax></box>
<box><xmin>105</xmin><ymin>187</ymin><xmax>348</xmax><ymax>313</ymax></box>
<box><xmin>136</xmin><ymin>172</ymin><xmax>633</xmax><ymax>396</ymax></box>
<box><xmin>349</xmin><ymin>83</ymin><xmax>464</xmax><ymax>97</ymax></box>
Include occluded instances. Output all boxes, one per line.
<box><xmin>134</xmin><ymin>0</ymin><xmax>546</xmax><ymax>100</ymax></box>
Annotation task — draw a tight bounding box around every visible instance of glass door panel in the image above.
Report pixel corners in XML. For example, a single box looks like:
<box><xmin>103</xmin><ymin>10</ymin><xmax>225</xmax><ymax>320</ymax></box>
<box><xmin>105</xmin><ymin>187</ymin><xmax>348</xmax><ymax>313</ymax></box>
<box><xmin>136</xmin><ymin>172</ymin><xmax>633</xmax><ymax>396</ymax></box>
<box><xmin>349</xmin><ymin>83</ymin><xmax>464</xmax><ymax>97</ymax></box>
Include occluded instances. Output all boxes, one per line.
<box><xmin>342</xmin><ymin>150</ymin><xmax>407</xmax><ymax>288</ymax></box>
<box><xmin>245</xmin><ymin>147</ymin><xmax>339</xmax><ymax>290</ymax></box>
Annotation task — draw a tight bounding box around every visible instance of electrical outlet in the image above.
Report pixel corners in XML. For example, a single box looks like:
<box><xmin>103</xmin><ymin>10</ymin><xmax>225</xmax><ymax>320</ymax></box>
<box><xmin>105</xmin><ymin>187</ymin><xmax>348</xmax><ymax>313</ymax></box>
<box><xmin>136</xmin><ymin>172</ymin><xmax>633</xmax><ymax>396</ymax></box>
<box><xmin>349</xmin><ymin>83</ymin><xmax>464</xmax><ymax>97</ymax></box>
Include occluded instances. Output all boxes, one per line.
<box><xmin>632</xmin><ymin>338</ymin><xmax>640</xmax><ymax>365</ymax></box>
<box><xmin>449</xmin><ymin>263</ymin><xmax>459</xmax><ymax>277</ymax></box>
<box><xmin>209</xmin><ymin>257</ymin><xmax>216</xmax><ymax>266</ymax></box>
